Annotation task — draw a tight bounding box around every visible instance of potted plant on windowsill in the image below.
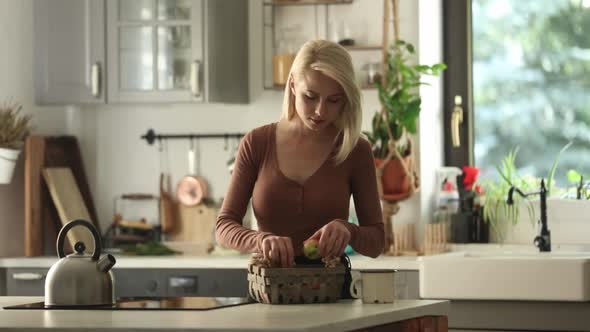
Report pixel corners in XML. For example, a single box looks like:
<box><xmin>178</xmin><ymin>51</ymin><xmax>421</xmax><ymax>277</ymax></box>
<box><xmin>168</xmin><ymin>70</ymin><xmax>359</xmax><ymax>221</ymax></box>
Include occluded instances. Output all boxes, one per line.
<box><xmin>478</xmin><ymin>143</ymin><xmax>571</xmax><ymax>243</ymax></box>
<box><xmin>363</xmin><ymin>40</ymin><xmax>446</xmax><ymax>201</ymax></box>
<box><xmin>0</xmin><ymin>100</ymin><xmax>32</xmax><ymax>184</ymax></box>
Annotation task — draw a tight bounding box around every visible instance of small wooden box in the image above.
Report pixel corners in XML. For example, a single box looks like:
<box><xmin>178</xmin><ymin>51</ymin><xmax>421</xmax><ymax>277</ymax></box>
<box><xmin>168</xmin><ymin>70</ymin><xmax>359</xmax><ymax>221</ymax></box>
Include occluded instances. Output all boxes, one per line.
<box><xmin>247</xmin><ymin>263</ymin><xmax>346</xmax><ymax>304</ymax></box>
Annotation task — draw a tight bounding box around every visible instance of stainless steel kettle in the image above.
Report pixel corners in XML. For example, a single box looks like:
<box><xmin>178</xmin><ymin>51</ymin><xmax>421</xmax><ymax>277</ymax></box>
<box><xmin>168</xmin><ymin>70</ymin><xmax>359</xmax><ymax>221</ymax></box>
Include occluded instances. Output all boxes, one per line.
<box><xmin>45</xmin><ymin>219</ymin><xmax>116</xmax><ymax>307</ymax></box>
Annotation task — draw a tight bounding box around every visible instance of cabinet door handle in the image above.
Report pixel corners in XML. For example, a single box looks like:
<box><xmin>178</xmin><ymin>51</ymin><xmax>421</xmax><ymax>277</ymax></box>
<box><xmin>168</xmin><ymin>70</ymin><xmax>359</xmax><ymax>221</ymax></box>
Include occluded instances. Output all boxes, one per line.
<box><xmin>169</xmin><ymin>276</ymin><xmax>197</xmax><ymax>288</ymax></box>
<box><xmin>91</xmin><ymin>62</ymin><xmax>102</xmax><ymax>98</ymax></box>
<box><xmin>190</xmin><ymin>60</ymin><xmax>201</xmax><ymax>97</ymax></box>
<box><xmin>451</xmin><ymin>95</ymin><xmax>464</xmax><ymax>147</ymax></box>
<box><xmin>12</xmin><ymin>273</ymin><xmax>44</xmax><ymax>281</ymax></box>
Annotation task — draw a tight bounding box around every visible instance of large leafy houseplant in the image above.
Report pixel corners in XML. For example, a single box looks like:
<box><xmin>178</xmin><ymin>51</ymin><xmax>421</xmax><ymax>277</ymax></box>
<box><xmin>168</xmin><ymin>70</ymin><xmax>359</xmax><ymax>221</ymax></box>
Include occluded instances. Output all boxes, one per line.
<box><xmin>362</xmin><ymin>40</ymin><xmax>446</xmax><ymax>204</ymax></box>
<box><xmin>364</xmin><ymin>40</ymin><xmax>446</xmax><ymax>160</ymax></box>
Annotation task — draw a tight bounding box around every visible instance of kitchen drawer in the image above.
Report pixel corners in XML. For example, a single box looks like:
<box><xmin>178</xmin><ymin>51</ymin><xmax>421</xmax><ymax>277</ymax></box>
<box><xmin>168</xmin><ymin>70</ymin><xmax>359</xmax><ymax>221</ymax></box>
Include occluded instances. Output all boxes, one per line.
<box><xmin>6</xmin><ymin>268</ymin><xmax>49</xmax><ymax>296</ymax></box>
<box><xmin>113</xmin><ymin>269</ymin><xmax>165</xmax><ymax>298</ymax></box>
<box><xmin>395</xmin><ymin>271</ymin><xmax>419</xmax><ymax>299</ymax></box>
<box><xmin>162</xmin><ymin>269</ymin><xmax>248</xmax><ymax>297</ymax></box>
<box><xmin>4</xmin><ymin>267</ymin><xmax>249</xmax><ymax>298</ymax></box>
<box><xmin>113</xmin><ymin>268</ymin><xmax>249</xmax><ymax>298</ymax></box>
<box><xmin>349</xmin><ymin>270</ymin><xmax>419</xmax><ymax>300</ymax></box>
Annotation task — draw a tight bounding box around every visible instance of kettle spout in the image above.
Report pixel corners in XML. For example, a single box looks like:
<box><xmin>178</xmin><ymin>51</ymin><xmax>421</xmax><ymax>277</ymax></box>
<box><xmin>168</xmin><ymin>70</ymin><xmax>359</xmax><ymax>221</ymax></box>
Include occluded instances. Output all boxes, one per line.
<box><xmin>97</xmin><ymin>254</ymin><xmax>116</xmax><ymax>272</ymax></box>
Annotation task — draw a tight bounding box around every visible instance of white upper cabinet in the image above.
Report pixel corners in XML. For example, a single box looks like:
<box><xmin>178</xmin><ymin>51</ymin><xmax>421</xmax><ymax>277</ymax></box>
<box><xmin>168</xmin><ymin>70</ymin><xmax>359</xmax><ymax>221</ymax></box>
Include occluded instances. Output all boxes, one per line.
<box><xmin>34</xmin><ymin>0</ymin><xmax>249</xmax><ymax>105</ymax></box>
<box><xmin>34</xmin><ymin>0</ymin><xmax>106</xmax><ymax>104</ymax></box>
<box><xmin>107</xmin><ymin>0</ymin><xmax>204</xmax><ymax>103</ymax></box>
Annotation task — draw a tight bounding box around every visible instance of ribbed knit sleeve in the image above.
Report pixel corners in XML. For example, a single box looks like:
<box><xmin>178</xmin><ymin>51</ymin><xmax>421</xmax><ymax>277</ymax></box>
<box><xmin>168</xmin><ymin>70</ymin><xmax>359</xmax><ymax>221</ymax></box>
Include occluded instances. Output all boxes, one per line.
<box><xmin>342</xmin><ymin>138</ymin><xmax>385</xmax><ymax>257</ymax></box>
<box><xmin>215</xmin><ymin>130</ymin><xmax>272</xmax><ymax>253</ymax></box>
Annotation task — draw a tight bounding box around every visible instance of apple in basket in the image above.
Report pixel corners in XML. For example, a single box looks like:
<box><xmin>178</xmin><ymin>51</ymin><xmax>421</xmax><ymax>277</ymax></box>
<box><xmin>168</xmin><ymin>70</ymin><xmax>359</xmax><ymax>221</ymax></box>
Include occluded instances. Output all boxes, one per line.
<box><xmin>303</xmin><ymin>239</ymin><xmax>321</xmax><ymax>260</ymax></box>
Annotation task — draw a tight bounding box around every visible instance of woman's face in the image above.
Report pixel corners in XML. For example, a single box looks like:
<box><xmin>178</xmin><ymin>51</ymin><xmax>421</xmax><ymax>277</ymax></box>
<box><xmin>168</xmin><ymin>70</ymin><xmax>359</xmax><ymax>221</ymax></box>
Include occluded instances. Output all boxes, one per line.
<box><xmin>290</xmin><ymin>70</ymin><xmax>345</xmax><ymax>133</ymax></box>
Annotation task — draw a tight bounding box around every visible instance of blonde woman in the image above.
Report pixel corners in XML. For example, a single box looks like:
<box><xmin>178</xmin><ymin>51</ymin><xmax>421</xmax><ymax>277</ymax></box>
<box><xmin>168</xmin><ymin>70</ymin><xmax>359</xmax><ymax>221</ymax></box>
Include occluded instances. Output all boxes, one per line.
<box><xmin>216</xmin><ymin>40</ymin><xmax>384</xmax><ymax>270</ymax></box>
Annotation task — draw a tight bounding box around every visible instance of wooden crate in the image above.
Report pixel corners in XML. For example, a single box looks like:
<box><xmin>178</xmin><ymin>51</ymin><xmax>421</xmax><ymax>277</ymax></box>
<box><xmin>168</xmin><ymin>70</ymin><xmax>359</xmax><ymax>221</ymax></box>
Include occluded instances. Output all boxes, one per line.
<box><xmin>247</xmin><ymin>263</ymin><xmax>346</xmax><ymax>304</ymax></box>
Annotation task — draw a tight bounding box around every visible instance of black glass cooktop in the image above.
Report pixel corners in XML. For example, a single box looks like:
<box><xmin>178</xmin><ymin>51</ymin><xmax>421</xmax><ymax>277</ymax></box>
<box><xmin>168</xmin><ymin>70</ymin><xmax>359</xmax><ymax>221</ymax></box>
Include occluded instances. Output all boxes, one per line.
<box><xmin>3</xmin><ymin>297</ymin><xmax>253</xmax><ymax>311</ymax></box>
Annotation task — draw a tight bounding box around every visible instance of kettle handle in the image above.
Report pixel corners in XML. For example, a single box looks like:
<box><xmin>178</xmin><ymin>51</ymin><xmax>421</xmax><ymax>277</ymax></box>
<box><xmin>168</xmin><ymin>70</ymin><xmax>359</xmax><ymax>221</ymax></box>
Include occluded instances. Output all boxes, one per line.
<box><xmin>57</xmin><ymin>219</ymin><xmax>102</xmax><ymax>261</ymax></box>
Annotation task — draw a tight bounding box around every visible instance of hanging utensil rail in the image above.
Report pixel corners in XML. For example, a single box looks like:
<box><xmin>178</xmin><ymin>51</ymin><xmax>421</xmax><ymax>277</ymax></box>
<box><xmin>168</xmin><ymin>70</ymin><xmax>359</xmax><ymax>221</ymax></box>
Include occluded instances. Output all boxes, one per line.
<box><xmin>141</xmin><ymin>128</ymin><xmax>245</xmax><ymax>145</ymax></box>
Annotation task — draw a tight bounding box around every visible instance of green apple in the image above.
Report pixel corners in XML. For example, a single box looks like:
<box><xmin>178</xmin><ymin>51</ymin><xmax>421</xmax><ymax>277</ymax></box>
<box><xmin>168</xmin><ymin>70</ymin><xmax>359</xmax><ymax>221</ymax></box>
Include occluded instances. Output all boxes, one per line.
<box><xmin>303</xmin><ymin>239</ymin><xmax>321</xmax><ymax>260</ymax></box>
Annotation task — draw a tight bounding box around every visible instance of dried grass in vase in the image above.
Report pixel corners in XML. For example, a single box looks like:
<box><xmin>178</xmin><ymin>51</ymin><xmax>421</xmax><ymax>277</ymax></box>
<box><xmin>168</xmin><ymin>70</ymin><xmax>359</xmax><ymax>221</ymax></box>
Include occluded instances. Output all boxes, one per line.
<box><xmin>0</xmin><ymin>100</ymin><xmax>32</xmax><ymax>149</ymax></box>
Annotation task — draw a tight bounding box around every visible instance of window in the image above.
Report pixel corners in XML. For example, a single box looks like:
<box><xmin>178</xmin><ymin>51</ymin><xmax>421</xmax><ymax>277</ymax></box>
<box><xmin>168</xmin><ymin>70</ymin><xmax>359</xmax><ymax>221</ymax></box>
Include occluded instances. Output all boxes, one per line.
<box><xmin>444</xmin><ymin>0</ymin><xmax>590</xmax><ymax>184</ymax></box>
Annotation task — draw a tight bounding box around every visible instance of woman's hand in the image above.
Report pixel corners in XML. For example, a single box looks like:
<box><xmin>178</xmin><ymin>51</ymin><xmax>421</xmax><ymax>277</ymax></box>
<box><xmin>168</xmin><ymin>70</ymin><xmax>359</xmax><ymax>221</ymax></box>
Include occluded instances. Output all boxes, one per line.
<box><xmin>306</xmin><ymin>219</ymin><xmax>351</xmax><ymax>258</ymax></box>
<box><xmin>261</xmin><ymin>235</ymin><xmax>294</xmax><ymax>267</ymax></box>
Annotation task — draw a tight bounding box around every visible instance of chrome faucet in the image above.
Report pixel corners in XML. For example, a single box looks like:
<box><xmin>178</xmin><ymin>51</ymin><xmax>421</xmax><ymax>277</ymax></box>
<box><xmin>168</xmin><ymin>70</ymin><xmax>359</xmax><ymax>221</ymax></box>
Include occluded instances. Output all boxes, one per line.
<box><xmin>507</xmin><ymin>179</ymin><xmax>550</xmax><ymax>252</ymax></box>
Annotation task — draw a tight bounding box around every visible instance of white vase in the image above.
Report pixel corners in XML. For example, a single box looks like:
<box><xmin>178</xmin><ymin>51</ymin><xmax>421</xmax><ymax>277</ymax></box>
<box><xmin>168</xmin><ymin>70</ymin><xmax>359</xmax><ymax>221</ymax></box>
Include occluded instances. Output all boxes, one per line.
<box><xmin>0</xmin><ymin>147</ymin><xmax>21</xmax><ymax>184</ymax></box>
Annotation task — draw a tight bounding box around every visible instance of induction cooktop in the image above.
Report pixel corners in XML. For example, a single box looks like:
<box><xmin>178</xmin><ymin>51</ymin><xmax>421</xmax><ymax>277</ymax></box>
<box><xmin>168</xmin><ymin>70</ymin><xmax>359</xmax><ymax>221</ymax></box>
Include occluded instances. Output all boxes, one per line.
<box><xmin>3</xmin><ymin>297</ymin><xmax>253</xmax><ymax>311</ymax></box>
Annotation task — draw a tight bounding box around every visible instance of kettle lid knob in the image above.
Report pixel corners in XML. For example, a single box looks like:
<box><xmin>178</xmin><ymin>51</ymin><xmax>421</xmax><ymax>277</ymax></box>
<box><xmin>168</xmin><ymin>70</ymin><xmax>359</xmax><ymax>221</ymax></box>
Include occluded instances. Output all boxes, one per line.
<box><xmin>57</xmin><ymin>219</ymin><xmax>102</xmax><ymax>261</ymax></box>
<box><xmin>74</xmin><ymin>241</ymin><xmax>86</xmax><ymax>254</ymax></box>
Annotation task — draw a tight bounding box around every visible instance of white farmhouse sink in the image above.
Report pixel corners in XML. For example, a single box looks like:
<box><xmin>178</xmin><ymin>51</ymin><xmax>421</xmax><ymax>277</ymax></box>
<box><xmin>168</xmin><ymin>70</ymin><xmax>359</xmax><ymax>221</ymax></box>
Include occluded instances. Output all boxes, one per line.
<box><xmin>419</xmin><ymin>251</ymin><xmax>590</xmax><ymax>301</ymax></box>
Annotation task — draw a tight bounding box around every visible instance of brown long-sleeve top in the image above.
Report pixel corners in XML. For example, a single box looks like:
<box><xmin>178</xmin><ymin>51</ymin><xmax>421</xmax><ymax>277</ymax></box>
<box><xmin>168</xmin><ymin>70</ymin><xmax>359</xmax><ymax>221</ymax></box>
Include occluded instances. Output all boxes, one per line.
<box><xmin>215</xmin><ymin>122</ymin><xmax>384</xmax><ymax>258</ymax></box>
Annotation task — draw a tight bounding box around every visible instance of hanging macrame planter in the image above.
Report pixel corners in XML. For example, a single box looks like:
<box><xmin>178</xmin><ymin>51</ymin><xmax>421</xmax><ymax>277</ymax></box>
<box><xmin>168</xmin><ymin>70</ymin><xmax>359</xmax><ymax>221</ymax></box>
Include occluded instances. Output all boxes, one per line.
<box><xmin>374</xmin><ymin>0</ymin><xmax>421</xmax><ymax>255</ymax></box>
<box><xmin>375</xmin><ymin>140</ymin><xmax>419</xmax><ymax>202</ymax></box>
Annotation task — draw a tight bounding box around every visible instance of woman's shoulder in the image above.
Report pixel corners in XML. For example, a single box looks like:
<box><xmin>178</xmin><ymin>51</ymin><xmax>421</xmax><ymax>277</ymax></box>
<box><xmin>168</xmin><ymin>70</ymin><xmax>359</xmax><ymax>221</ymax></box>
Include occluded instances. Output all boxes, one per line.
<box><xmin>239</xmin><ymin>122</ymin><xmax>277</xmax><ymax>161</ymax></box>
<box><xmin>243</xmin><ymin>122</ymin><xmax>276</xmax><ymax>145</ymax></box>
<box><xmin>248</xmin><ymin>122</ymin><xmax>276</xmax><ymax>138</ymax></box>
<box><xmin>344</xmin><ymin>136</ymin><xmax>376</xmax><ymax>171</ymax></box>
<box><xmin>351</xmin><ymin>135</ymin><xmax>373</xmax><ymax>156</ymax></box>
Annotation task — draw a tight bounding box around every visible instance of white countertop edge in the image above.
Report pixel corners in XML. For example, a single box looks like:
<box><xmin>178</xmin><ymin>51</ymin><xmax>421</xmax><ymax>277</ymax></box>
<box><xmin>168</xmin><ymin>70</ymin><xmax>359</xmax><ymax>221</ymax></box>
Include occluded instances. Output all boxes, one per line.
<box><xmin>0</xmin><ymin>255</ymin><xmax>421</xmax><ymax>270</ymax></box>
<box><xmin>0</xmin><ymin>297</ymin><xmax>449</xmax><ymax>332</ymax></box>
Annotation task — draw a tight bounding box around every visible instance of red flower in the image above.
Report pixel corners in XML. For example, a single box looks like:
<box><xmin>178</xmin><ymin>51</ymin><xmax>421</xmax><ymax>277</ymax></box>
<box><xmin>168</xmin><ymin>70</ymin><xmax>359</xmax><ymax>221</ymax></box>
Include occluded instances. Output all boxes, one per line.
<box><xmin>474</xmin><ymin>184</ymin><xmax>484</xmax><ymax>195</ymax></box>
<box><xmin>462</xmin><ymin>166</ymin><xmax>480</xmax><ymax>191</ymax></box>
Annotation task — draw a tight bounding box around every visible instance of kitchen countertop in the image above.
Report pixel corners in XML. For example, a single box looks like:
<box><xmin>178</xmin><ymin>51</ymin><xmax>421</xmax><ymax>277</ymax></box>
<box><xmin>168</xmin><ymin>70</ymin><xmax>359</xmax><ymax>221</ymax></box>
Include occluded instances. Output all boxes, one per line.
<box><xmin>0</xmin><ymin>296</ymin><xmax>449</xmax><ymax>332</ymax></box>
<box><xmin>9</xmin><ymin>243</ymin><xmax>584</xmax><ymax>271</ymax></box>
<box><xmin>0</xmin><ymin>254</ymin><xmax>421</xmax><ymax>270</ymax></box>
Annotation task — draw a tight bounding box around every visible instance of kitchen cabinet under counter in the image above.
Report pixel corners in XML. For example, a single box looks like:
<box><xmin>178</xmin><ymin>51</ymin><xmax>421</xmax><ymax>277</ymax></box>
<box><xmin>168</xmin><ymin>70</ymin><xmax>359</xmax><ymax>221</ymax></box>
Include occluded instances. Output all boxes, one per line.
<box><xmin>3</xmin><ymin>267</ymin><xmax>249</xmax><ymax>299</ymax></box>
<box><xmin>0</xmin><ymin>255</ymin><xmax>421</xmax><ymax>298</ymax></box>
<box><xmin>0</xmin><ymin>296</ymin><xmax>449</xmax><ymax>332</ymax></box>
<box><xmin>0</xmin><ymin>269</ymin><xmax>5</xmax><ymax>296</ymax></box>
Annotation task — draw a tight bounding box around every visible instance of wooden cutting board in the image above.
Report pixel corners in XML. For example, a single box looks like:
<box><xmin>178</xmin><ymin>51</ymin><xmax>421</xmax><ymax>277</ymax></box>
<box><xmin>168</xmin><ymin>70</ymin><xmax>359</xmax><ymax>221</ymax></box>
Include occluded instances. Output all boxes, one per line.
<box><xmin>24</xmin><ymin>135</ymin><xmax>99</xmax><ymax>256</ymax></box>
<box><xmin>24</xmin><ymin>136</ymin><xmax>45</xmax><ymax>256</ymax></box>
<box><xmin>168</xmin><ymin>201</ymin><xmax>218</xmax><ymax>245</ymax></box>
<box><xmin>42</xmin><ymin>167</ymin><xmax>96</xmax><ymax>253</ymax></box>
<box><xmin>168</xmin><ymin>202</ymin><xmax>217</xmax><ymax>243</ymax></box>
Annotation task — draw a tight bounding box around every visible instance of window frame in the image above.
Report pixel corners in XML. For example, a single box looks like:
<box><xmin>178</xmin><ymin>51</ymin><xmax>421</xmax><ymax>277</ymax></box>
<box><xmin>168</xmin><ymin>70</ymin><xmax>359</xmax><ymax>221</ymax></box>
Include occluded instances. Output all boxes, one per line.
<box><xmin>443</xmin><ymin>0</ymin><xmax>473</xmax><ymax>167</ymax></box>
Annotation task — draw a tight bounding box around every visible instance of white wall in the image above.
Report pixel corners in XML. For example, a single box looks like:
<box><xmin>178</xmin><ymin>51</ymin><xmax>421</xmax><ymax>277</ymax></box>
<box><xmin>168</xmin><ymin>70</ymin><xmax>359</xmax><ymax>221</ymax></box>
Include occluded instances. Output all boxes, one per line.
<box><xmin>0</xmin><ymin>0</ymin><xmax>446</xmax><ymax>256</ymax></box>
<box><xmin>417</xmin><ymin>0</ymin><xmax>445</xmax><ymax>236</ymax></box>
<box><xmin>0</xmin><ymin>0</ymin><xmax>70</xmax><ymax>257</ymax></box>
<box><xmin>80</xmin><ymin>0</ymin><xmax>430</xmax><ymax>235</ymax></box>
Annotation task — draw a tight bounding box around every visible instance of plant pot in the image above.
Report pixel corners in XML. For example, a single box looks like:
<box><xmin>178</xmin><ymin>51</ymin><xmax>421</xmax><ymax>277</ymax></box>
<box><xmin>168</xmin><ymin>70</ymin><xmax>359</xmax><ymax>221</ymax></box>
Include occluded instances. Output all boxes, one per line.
<box><xmin>0</xmin><ymin>147</ymin><xmax>21</xmax><ymax>184</ymax></box>
<box><xmin>375</xmin><ymin>155</ymin><xmax>413</xmax><ymax>201</ymax></box>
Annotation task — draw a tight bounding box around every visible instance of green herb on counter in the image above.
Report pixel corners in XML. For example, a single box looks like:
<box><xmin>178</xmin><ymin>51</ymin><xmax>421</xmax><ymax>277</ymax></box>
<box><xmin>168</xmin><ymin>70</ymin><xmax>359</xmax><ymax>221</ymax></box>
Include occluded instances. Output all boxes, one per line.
<box><xmin>121</xmin><ymin>241</ymin><xmax>180</xmax><ymax>256</ymax></box>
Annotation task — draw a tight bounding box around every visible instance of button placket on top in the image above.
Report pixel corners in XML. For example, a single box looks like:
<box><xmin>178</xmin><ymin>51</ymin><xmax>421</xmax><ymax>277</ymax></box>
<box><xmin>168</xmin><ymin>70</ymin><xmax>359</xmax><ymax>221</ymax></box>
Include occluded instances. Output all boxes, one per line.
<box><xmin>299</xmin><ymin>185</ymin><xmax>304</xmax><ymax>214</ymax></box>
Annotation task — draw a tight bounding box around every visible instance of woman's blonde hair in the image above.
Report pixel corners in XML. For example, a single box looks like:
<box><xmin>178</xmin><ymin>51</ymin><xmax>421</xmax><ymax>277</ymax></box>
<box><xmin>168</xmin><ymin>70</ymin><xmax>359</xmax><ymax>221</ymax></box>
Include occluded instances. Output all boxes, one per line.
<box><xmin>281</xmin><ymin>39</ymin><xmax>362</xmax><ymax>165</ymax></box>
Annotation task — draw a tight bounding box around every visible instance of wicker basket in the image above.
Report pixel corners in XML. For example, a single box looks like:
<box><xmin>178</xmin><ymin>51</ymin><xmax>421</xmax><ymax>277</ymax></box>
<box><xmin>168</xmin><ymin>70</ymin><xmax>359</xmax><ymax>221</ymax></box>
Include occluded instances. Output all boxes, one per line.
<box><xmin>247</xmin><ymin>263</ymin><xmax>346</xmax><ymax>304</ymax></box>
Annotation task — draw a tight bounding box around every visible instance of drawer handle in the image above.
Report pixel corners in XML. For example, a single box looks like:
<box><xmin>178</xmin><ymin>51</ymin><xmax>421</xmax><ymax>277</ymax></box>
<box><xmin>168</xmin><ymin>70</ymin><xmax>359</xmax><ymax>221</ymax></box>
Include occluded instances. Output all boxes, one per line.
<box><xmin>169</xmin><ymin>276</ymin><xmax>197</xmax><ymax>289</ymax></box>
<box><xmin>12</xmin><ymin>273</ymin><xmax>44</xmax><ymax>281</ymax></box>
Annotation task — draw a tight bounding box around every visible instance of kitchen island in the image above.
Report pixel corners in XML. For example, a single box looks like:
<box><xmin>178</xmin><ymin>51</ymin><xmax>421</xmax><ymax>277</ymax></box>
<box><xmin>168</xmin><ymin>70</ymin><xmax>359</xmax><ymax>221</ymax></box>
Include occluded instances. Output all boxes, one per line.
<box><xmin>0</xmin><ymin>296</ymin><xmax>448</xmax><ymax>331</ymax></box>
